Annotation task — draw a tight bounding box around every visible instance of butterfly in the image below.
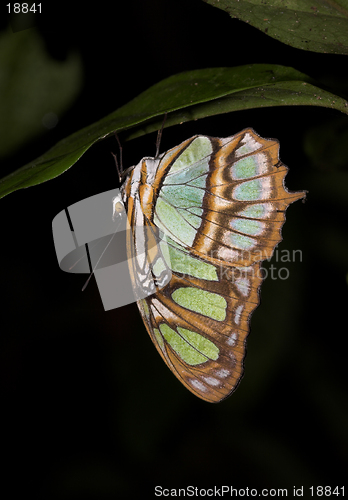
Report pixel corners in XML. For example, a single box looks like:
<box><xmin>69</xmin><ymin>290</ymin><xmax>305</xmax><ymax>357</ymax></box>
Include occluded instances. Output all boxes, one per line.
<box><xmin>112</xmin><ymin>128</ymin><xmax>305</xmax><ymax>403</ymax></box>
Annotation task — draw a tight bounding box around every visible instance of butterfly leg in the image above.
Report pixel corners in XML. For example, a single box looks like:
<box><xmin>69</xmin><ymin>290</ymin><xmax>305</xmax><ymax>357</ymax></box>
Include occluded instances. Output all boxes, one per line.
<box><xmin>155</xmin><ymin>113</ymin><xmax>168</xmax><ymax>158</ymax></box>
<box><xmin>112</xmin><ymin>133</ymin><xmax>123</xmax><ymax>183</ymax></box>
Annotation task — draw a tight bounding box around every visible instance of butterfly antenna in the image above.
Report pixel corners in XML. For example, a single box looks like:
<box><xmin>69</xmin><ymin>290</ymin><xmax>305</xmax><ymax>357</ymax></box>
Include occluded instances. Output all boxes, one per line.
<box><xmin>111</xmin><ymin>152</ymin><xmax>122</xmax><ymax>184</ymax></box>
<box><xmin>68</xmin><ymin>239</ymin><xmax>100</xmax><ymax>271</ymax></box>
<box><xmin>112</xmin><ymin>132</ymin><xmax>123</xmax><ymax>184</ymax></box>
<box><xmin>81</xmin><ymin>216</ymin><xmax>122</xmax><ymax>291</ymax></box>
<box><xmin>155</xmin><ymin>112</ymin><xmax>167</xmax><ymax>158</ymax></box>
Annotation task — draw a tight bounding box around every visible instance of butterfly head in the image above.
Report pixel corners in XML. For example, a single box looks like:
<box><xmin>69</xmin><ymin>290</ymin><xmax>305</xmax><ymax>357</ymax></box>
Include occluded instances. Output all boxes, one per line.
<box><xmin>112</xmin><ymin>193</ymin><xmax>126</xmax><ymax>221</ymax></box>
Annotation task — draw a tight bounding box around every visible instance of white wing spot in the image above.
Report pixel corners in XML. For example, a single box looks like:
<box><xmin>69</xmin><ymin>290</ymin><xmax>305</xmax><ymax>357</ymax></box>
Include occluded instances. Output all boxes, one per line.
<box><xmin>190</xmin><ymin>379</ymin><xmax>207</xmax><ymax>392</ymax></box>
<box><xmin>217</xmin><ymin>246</ymin><xmax>241</xmax><ymax>262</ymax></box>
<box><xmin>235</xmin><ymin>133</ymin><xmax>262</xmax><ymax>157</ymax></box>
<box><xmin>235</xmin><ymin>277</ymin><xmax>250</xmax><ymax>297</ymax></box>
<box><xmin>227</xmin><ymin>332</ymin><xmax>238</xmax><ymax>346</ymax></box>
<box><xmin>152</xmin><ymin>298</ymin><xmax>176</xmax><ymax>320</ymax></box>
<box><xmin>235</xmin><ymin>305</ymin><xmax>243</xmax><ymax>325</ymax></box>
<box><xmin>215</xmin><ymin>368</ymin><xmax>230</xmax><ymax>378</ymax></box>
<box><xmin>229</xmin><ymin>353</ymin><xmax>237</xmax><ymax>364</ymax></box>
<box><xmin>150</xmin><ymin>305</ymin><xmax>161</xmax><ymax>322</ymax></box>
<box><xmin>203</xmin><ymin>376</ymin><xmax>220</xmax><ymax>387</ymax></box>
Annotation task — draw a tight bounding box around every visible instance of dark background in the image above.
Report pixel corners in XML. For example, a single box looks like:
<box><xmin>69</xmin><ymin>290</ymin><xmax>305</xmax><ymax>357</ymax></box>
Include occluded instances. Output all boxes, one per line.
<box><xmin>1</xmin><ymin>1</ymin><xmax>347</xmax><ymax>498</ymax></box>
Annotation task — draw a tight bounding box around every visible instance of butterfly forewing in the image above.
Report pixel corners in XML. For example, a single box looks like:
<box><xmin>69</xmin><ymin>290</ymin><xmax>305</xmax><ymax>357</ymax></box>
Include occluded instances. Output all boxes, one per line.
<box><xmin>120</xmin><ymin>128</ymin><xmax>305</xmax><ymax>402</ymax></box>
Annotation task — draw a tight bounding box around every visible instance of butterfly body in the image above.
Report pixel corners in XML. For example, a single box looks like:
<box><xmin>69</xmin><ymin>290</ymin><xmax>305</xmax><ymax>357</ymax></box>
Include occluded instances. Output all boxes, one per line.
<box><xmin>116</xmin><ymin>128</ymin><xmax>305</xmax><ymax>403</ymax></box>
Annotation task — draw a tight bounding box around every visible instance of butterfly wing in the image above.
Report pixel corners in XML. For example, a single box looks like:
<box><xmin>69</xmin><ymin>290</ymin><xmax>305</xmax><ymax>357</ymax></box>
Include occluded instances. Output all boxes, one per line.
<box><xmin>137</xmin><ymin>246</ymin><xmax>263</xmax><ymax>403</ymax></box>
<box><xmin>122</xmin><ymin>128</ymin><xmax>305</xmax><ymax>403</ymax></box>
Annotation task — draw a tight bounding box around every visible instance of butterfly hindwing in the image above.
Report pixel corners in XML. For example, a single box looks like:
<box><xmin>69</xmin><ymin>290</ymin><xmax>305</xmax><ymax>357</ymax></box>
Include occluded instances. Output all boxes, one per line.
<box><xmin>137</xmin><ymin>245</ymin><xmax>263</xmax><ymax>402</ymax></box>
<box><xmin>120</xmin><ymin>128</ymin><xmax>305</xmax><ymax>402</ymax></box>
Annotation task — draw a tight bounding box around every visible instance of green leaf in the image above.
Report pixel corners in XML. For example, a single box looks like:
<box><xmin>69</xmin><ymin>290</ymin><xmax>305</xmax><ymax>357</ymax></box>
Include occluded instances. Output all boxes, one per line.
<box><xmin>0</xmin><ymin>28</ymin><xmax>82</xmax><ymax>158</ymax></box>
<box><xmin>202</xmin><ymin>0</ymin><xmax>348</xmax><ymax>55</ymax></box>
<box><xmin>1</xmin><ymin>64</ymin><xmax>347</xmax><ymax>199</ymax></box>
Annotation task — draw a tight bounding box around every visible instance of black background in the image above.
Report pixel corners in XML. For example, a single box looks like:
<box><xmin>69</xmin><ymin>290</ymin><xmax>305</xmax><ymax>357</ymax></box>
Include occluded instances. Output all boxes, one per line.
<box><xmin>1</xmin><ymin>1</ymin><xmax>348</xmax><ymax>498</ymax></box>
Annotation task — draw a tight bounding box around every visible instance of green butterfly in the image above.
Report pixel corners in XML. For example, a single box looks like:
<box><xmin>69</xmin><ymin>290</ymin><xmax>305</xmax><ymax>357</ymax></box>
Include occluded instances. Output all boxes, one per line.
<box><xmin>112</xmin><ymin>128</ymin><xmax>305</xmax><ymax>403</ymax></box>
